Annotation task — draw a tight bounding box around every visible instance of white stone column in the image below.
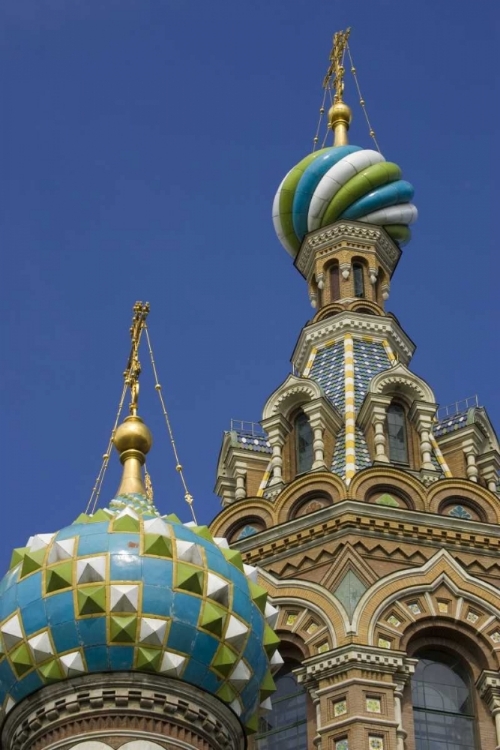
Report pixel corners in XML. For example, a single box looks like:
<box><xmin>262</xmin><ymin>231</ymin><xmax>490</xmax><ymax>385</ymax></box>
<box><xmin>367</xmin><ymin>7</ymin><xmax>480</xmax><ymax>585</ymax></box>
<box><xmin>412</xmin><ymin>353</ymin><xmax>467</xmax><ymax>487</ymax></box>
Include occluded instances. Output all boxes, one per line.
<box><xmin>463</xmin><ymin>443</ymin><xmax>479</xmax><ymax>483</ymax></box>
<box><xmin>261</xmin><ymin>414</ymin><xmax>291</xmax><ymax>488</ymax></box>
<box><xmin>477</xmin><ymin>451</ymin><xmax>500</xmax><ymax>493</ymax></box>
<box><xmin>373</xmin><ymin>406</ymin><xmax>389</xmax><ymax>463</ymax></box>
<box><xmin>417</xmin><ymin>421</ymin><xmax>435</xmax><ymax>471</ymax></box>
<box><xmin>234</xmin><ymin>464</ymin><xmax>247</xmax><ymax>501</ymax></box>
<box><xmin>310</xmin><ymin>416</ymin><xmax>325</xmax><ymax>470</ymax></box>
<box><xmin>394</xmin><ymin>680</ymin><xmax>407</xmax><ymax>750</ymax></box>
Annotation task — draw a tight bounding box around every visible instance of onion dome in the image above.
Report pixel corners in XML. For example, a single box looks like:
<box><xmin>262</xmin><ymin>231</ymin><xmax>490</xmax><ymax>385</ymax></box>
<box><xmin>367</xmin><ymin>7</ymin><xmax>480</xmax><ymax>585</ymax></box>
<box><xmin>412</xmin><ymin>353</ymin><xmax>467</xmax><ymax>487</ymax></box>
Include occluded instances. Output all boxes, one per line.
<box><xmin>273</xmin><ymin>144</ymin><xmax>417</xmax><ymax>256</ymax></box>
<box><xmin>0</xmin><ymin>406</ymin><xmax>280</xmax><ymax>731</ymax></box>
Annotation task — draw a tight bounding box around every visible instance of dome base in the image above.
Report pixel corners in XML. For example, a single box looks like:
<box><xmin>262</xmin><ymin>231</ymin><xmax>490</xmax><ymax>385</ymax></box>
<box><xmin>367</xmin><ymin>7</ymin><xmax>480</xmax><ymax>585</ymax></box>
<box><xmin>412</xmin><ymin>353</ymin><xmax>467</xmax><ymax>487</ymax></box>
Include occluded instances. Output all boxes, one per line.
<box><xmin>2</xmin><ymin>672</ymin><xmax>246</xmax><ymax>750</ymax></box>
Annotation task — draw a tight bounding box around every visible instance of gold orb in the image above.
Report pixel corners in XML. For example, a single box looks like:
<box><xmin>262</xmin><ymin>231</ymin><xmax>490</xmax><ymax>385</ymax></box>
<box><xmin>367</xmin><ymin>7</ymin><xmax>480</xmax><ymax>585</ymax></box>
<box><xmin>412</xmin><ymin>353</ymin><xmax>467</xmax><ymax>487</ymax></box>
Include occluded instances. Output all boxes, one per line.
<box><xmin>114</xmin><ymin>415</ymin><xmax>153</xmax><ymax>455</ymax></box>
<box><xmin>328</xmin><ymin>100</ymin><xmax>352</xmax><ymax>128</ymax></box>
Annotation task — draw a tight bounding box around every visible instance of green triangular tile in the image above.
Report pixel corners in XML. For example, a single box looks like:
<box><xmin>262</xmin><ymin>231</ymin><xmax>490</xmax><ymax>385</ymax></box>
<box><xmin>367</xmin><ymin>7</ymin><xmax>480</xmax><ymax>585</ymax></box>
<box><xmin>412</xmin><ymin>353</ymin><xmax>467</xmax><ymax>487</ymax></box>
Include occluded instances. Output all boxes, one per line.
<box><xmin>245</xmin><ymin>713</ymin><xmax>259</xmax><ymax>735</ymax></box>
<box><xmin>73</xmin><ymin>513</ymin><xmax>90</xmax><ymax>524</ymax></box>
<box><xmin>259</xmin><ymin>669</ymin><xmax>276</xmax><ymax>700</ymax></box>
<box><xmin>222</xmin><ymin>548</ymin><xmax>244</xmax><ymax>571</ymax></box>
<box><xmin>263</xmin><ymin>624</ymin><xmax>280</xmax><ymax>657</ymax></box>
<box><xmin>164</xmin><ymin>513</ymin><xmax>181</xmax><ymax>523</ymax></box>
<box><xmin>45</xmin><ymin>561</ymin><xmax>73</xmax><ymax>593</ymax></box>
<box><xmin>212</xmin><ymin>644</ymin><xmax>238</xmax><ymax>677</ymax></box>
<box><xmin>249</xmin><ymin>581</ymin><xmax>268</xmax><ymax>613</ymax></box>
<box><xmin>136</xmin><ymin>646</ymin><xmax>162</xmax><ymax>672</ymax></box>
<box><xmin>175</xmin><ymin>563</ymin><xmax>204</xmax><ymax>595</ymax></box>
<box><xmin>77</xmin><ymin>585</ymin><xmax>106</xmax><ymax>615</ymax></box>
<box><xmin>20</xmin><ymin>549</ymin><xmax>46</xmax><ymax>579</ymax></box>
<box><xmin>113</xmin><ymin>513</ymin><xmax>140</xmax><ymax>532</ymax></box>
<box><xmin>10</xmin><ymin>547</ymin><xmax>27</xmax><ymax>570</ymax></box>
<box><xmin>376</xmin><ymin>493</ymin><xmax>399</xmax><ymax>507</ymax></box>
<box><xmin>217</xmin><ymin>683</ymin><xmax>236</xmax><ymax>702</ymax></box>
<box><xmin>191</xmin><ymin>525</ymin><xmax>214</xmax><ymax>542</ymax></box>
<box><xmin>200</xmin><ymin>601</ymin><xmax>227</xmax><ymax>638</ymax></box>
<box><xmin>110</xmin><ymin>615</ymin><xmax>137</xmax><ymax>643</ymax></box>
<box><xmin>10</xmin><ymin>643</ymin><xmax>33</xmax><ymax>677</ymax></box>
<box><xmin>143</xmin><ymin>534</ymin><xmax>172</xmax><ymax>558</ymax></box>
<box><xmin>88</xmin><ymin>509</ymin><xmax>112</xmax><ymax>524</ymax></box>
<box><xmin>39</xmin><ymin>659</ymin><xmax>64</xmax><ymax>682</ymax></box>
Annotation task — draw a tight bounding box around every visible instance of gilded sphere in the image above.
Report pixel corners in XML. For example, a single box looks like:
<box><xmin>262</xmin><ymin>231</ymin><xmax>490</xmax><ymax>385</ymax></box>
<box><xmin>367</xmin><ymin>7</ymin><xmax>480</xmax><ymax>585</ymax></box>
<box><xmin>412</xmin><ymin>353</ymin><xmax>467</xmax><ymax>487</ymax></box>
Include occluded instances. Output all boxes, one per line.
<box><xmin>328</xmin><ymin>100</ymin><xmax>352</xmax><ymax>127</ymax></box>
<box><xmin>113</xmin><ymin>415</ymin><xmax>153</xmax><ymax>455</ymax></box>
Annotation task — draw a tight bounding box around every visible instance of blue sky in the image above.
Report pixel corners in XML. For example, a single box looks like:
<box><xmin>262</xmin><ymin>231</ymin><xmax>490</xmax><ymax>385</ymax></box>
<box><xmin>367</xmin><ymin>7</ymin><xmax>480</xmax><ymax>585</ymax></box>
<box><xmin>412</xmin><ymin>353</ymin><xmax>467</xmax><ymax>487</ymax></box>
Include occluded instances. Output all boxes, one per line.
<box><xmin>0</xmin><ymin>0</ymin><xmax>498</xmax><ymax>571</ymax></box>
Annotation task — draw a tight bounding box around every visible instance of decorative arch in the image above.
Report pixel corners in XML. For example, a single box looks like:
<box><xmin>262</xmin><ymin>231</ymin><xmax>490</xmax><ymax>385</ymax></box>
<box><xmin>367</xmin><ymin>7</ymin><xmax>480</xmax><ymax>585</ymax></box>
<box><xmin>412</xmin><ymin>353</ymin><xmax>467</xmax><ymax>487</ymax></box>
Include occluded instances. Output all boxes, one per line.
<box><xmin>427</xmin><ymin>479</ymin><xmax>500</xmax><ymax>524</ymax></box>
<box><xmin>275</xmin><ymin>471</ymin><xmax>345</xmax><ymax>524</ymax></box>
<box><xmin>262</xmin><ymin>374</ymin><xmax>323</xmax><ymax>421</ymax></box>
<box><xmin>352</xmin><ymin>549</ymin><xmax>500</xmax><ymax>671</ymax></box>
<box><xmin>369</xmin><ymin>362</ymin><xmax>435</xmax><ymax>405</ymax></box>
<box><xmin>209</xmin><ymin>498</ymin><xmax>275</xmax><ymax>539</ymax></box>
<box><xmin>349</xmin><ymin>299</ymin><xmax>382</xmax><ymax>316</ymax></box>
<box><xmin>348</xmin><ymin>466</ymin><xmax>426</xmax><ymax>511</ymax></box>
<box><xmin>313</xmin><ymin>302</ymin><xmax>345</xmax><ymax>323</ymax></box>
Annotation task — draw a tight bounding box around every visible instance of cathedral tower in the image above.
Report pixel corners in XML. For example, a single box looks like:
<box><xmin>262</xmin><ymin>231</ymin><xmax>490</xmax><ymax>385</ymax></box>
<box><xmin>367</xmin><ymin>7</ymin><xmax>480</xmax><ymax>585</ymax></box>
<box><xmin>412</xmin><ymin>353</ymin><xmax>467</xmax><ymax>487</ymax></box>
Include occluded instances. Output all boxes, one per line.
<box><xmin>211</xmin><ymin>30</ymin><xmax>500</xmax><ymax>750</ymax></box>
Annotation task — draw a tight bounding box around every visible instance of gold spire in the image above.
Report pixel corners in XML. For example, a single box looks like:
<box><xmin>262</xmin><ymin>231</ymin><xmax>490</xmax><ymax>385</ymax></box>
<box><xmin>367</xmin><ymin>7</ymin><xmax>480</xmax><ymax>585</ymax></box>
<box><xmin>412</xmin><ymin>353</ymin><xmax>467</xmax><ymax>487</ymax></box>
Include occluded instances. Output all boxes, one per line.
<box><xmin>113</xmin><ymin>302</ymin><xmax>153</xmax><ymax>496</ymax></box>
<box><xmin>324</xmin><ymin>28</ymin><xmax>353</xmax><ymax>146</ymax></box>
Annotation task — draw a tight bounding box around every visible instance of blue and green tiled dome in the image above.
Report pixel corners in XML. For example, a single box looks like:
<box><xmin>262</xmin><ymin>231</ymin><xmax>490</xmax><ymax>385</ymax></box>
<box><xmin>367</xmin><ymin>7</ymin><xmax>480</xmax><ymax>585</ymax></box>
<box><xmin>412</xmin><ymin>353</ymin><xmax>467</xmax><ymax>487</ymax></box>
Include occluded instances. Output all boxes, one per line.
<box><xmin>272</xmin><ymin>144</ymin><xmax>417</xmax><ymax>256</ymax></box>
<box><xmin>0</xmin><ymin>492</ymin><xmax>281</xmax><ymax>730</ymax></box>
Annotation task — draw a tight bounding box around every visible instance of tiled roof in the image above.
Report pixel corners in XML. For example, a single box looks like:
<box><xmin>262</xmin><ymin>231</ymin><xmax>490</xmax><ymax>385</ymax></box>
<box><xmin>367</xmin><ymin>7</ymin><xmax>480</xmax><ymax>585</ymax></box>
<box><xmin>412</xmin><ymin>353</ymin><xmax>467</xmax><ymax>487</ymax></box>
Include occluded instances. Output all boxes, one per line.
<box><xmin>309</xmin><ymin>341</ymin><xmax>345</xmax><ymax>411</ymax></box>
<box><xmin>232</xmin><ymin>429</ymin><xmax>272</xmax><ymax>454</ymax></box>
<box><xmin>353</xmin><ymin>340</ymin><xmax>391</xmax><ymax>409</ymax></box>
<box><xmin>433</xmin><ymin>408</ymin><xmax>474</xmax><ymax>437</ymax></box>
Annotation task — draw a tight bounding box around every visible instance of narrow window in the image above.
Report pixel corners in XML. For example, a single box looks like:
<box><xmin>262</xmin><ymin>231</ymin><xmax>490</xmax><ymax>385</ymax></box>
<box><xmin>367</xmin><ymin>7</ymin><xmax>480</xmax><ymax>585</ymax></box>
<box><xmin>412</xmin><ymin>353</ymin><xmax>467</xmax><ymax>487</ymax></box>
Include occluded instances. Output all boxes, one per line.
<box><xmin>387</xmin><ymin>403</ymin><xmax>409</xmax><ymax>464</ymax></box>
<box><xmin>256</xmin><ymin>663</ymin><xmax>308</xmax><ymax>749</ymax></box>
<box><xmin>411</xmin><ymin>650</ymin><xmax>477</xmax><ymax>750</ymax></box>
<box><xmin>330</xmin><ymin>264</ymin><xmax>340</xmax><ymax>301</ymax></box>
<box><xmin>353</xmin><ymin>263</ymin><xmax>365</xmax><ymax>298</ymax></box>
<box><xmin>295</xmin><ymin>412</ymin><xmax>313</xmax><ymax>474</ymax></box>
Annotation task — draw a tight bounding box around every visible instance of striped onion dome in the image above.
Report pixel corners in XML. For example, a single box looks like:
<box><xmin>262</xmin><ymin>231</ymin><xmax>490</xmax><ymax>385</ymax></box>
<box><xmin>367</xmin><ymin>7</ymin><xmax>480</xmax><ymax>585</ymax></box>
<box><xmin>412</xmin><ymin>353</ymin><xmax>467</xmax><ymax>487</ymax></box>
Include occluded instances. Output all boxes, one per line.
<box><xmin>272</xmin><ymin>145</ymin><xmax>417</xmax><ymax>256</ymax></box>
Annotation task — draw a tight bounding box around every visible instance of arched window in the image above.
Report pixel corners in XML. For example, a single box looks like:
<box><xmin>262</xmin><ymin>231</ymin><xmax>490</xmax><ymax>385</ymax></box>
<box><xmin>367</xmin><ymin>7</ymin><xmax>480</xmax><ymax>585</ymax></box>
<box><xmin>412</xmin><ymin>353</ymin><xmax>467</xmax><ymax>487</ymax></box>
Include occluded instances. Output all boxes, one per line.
<box><xmin>386</xmin><ymin>402</ymin><xmax>409</xmax><ymax>464</ymax></box>
<box><xmin>295</xmin><ymin>412</ymin><xmax>314</xmax><ymax>474</ymax></box>
<box><xmin>411</xmin><ymin>650</ymin><xmax>477</xmax><ymax>750</ymax></box>
<box><xmin>353</xmin><ymin>263</ymin><xmax>365</xmax><ymax>298</ymax></box>
<box><xmin>256</xmin><ymin>662</ymin><xmax>308</xmax><ymax>749</ymax></box>
<box><xmin>330</xmin><ymin>264</ymin><xmax>340</xmax><ymax>301</ymax></box>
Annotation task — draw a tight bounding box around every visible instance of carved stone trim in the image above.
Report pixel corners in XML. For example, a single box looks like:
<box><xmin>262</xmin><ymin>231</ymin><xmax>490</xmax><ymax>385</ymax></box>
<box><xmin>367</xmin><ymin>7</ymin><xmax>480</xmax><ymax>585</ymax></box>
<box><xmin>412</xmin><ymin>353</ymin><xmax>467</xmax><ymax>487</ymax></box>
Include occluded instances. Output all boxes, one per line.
<box><xmin>1</xmin><ymin>673</ymin><xmax>245</xmax><ymax>750</ymax></box>
<box><xmin>296</xmin><ymin>645</ymin><xmax>416</xmax><ymax>684</ymax></box>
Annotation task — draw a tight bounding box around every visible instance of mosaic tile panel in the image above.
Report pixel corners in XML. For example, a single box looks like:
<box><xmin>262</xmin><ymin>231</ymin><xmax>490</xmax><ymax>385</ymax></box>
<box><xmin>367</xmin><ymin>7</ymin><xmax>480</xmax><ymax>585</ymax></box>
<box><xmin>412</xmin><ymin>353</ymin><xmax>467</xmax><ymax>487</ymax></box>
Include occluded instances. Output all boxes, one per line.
<box><xmin>355</xmin><ymin>426</ymin><xmax>371</xmax><ymax>471</ymax></box>
<box><xmin>331</xmin><ymin>426</ymin><xmax>347</xmax><ymax>479</ymax></box>
<box><xmin>309</xmin><ymin>341</ymin><xmax>346</xmax><ymax>411</ymax></box>
<box><xmin>352</xmin><ymin>340</ymin><xmax>390</xmax><ymax>409</ymax></box>
<box><xmin>366</xmin><ymin>697</ymin><xmax>381</xmax><ymax>713</ymax></box>
<box><xmin>336</xmin><ymin>739</ymin><xmax>349</xmax><ymax>750</ymax></box>
<box><xmin>0</xmin><ymin>493</ymin><xmax>280</xmax><ymax>727</ymax></box>
<box><xmin>334</xmin><ymin>699</ymin><xmax>347</xmax><ymax>716</ymax></box>
<box><xmin>333</xmin><ymin>569</ymin><xmax>367</xmax><ymax>620</ymax></box>
<box><xmin>234</xmin><ymin>431</ymin><xmax>272</xmax><ymax>454</ymax></box>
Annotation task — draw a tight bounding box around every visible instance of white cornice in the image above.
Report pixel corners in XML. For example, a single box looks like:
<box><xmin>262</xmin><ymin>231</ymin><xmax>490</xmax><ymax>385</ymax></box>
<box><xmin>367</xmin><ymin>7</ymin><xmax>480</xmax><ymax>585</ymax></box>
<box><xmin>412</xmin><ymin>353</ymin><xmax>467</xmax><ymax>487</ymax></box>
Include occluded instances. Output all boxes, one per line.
<box><xmin>291</xmin><ymin>311</ymin><xmax>416</xmax><ymax>373</ymax></box>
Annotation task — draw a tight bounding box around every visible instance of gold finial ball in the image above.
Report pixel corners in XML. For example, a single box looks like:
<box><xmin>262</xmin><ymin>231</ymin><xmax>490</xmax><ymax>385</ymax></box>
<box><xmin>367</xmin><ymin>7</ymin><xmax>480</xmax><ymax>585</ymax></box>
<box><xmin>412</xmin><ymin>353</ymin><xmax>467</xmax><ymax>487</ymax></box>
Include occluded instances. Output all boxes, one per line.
<box><xmin>328</xmin><ymin>100</ymin><xmax>353</xmax><ymax>129</ymax></box>
<box><xmin>113</xmin><ymin>415</ymin><xmax>153</xmax><ymax>456</ymax></box>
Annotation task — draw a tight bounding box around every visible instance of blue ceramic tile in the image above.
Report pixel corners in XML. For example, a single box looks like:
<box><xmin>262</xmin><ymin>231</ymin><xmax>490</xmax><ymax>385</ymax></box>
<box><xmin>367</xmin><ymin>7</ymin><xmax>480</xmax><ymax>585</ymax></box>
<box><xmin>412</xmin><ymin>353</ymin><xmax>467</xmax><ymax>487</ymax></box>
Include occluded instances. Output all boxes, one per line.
<box><xmin>109</xmin><ymin>645</ymin><xmax>134</xmax><ymax>670</ymax></box>
<box><xmin>169</xmin><ymin>525</ymin><xmax>197</xmax><ymax>543</ymax></box>
<box><xmin>56</xmin><ymin>524</ymin><xmax>92</xmax><ymax>540</ymax></box>
<box><xmin>167</xmin><ymin>621</ymin><xmax>196</xmax><ymax>654</ymax></box>
<box><xmin>11</xmin><ymin>670</ymin><xmax>43</xmax><ymax>700</ymax></box>
<box><xmin>84</xmin><ymin>645</ymin><xmax>109</xmax><ymax>671</ymax></box>
<box><xmin>142</xmin><ymin>584</ymin><xmax>173</xmax><ymax>617</ymax></box>
<box><xmin>250</xmin><ymin>607</ymin><xmax>265</xmax><ymax>641</ymax></box>
<box><xmin>202</xmin><ymin>668</ymin><xmax>224</xmax><ymax>693</ymax></box>
<box><xmin>16</xmin><ymin>573</ymin><xmax>43</xmax><ymax>608</ymax></box>
<box><xmin>232</xmin><ymin>586</ymin><xmax>253</xmax><ymax>622</ymax></box>
<box><xmin>243</xmin><ymin>633</ymin><xmax>264</xmax><ymax>671</ymax></box>
<box><xmin>172</xmin><ymin>592</ymin><xmax>201</xmax><ymax>624</ymax></box>
<box><xmin>0</xmin><ymin>660</ymin><xmax>16</xmax><ymax>692</ymax></box>
<box><xmin>110</xmin><ymin>553</ymin><xmax>142</xmax><ymax>581</ymax></box>
<box><xmin>45</xmin><ymin>591</ymin><xmax>75</xmax><ymax>624</ymax></box>
<box><xmin>108</xmin><ymin>533</ymin><xmax>140</xmax><ymax>554</ymax></box>
<box><xmin>229</xmin><ymin>567</ymin><xmax>249</xmax><ymax>594</ymax></box>
<box><xmin>193</xmin><ymin>631</ymin><xmax>220</xmax><ymax>663</ymax></box>
<box><xmin>182</xmin><ymin>658</ymin><xmax>208</xmax><ymax>685</ymax></box>
<box><xmin>51</xmin><ymin>620</ymin><xmax>80</xmax><ymax>652</ymax></box>
<box><xmin>78</xmin><ymin>533</ymin><xmax>110</xmax><ymax>556</ymax></box>
<box><xmin>77</xmin><ymin>616</ymin><xmax>106</xmax><ymax>646</ymax></box>
<box><xmin>0</xmin><ymin>587</ymin><xmax>17</xmax><ymax>621</ymax></box>
<box><xmin>142</xmin><ymin>558</ymin><xmax>172</xmax><ymax>588</ymax></box>
<box><xmin>21</xmin><ymin>599</ymin><xmax>47</xmax><ymax>636</ymax></box>
<box><xmin>81</xmin><ymin>522</ymin><xmax>111</xmax><ymax>536</ymax></box>
<box><xmin>205</xmin><ymin>548</ymin><xmax>230</xmax><ymax>578</ymax></box>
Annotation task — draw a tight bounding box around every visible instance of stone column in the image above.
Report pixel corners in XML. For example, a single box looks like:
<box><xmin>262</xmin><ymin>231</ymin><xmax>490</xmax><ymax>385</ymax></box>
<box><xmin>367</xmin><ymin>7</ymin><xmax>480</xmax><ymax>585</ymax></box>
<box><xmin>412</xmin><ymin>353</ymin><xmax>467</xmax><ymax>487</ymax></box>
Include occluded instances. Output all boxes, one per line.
<box><xmin>477</xmin><ymin>451</ymin><xmax>500</xmax><ymax>493</ymax></box>
<box><xmin>261</xmin><ymin>414</ymin><xmax>291</xmax><ymax>488</ymax></box>
<box><xmin>477</xmin><ymin>671</ymin><xmax>500</xmax><ymax>750</ymax></box>
<box><xmin>463</xmin><ymin>442</ymin><xmax>479</xmax><ymax>483</ymax></box>
<box><xmin>1</xmin><ymin>673</ymin><xmax>245</xmax><ymax>750</ymax></box>
<box><xmin>394</xmin><ymin>679</ymin><xmax>407</xmax><ymax>750</ymax></box>
<box><xmin>234</xmin><ymin>463</ymin><xmax>247</xmax><ymax>501</ymax></box>
<box><xmin>373</xmin><ymin>406</ymin><xmax>389</xmax><ymax>463</ymax></box>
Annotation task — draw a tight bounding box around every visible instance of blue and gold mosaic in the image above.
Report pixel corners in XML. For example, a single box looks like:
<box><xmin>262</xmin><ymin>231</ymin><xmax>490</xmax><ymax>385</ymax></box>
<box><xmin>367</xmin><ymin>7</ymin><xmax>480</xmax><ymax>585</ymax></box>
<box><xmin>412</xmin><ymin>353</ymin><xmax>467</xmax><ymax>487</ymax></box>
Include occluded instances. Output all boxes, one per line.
<box><xmin>0</xmin><ymin>494</ymin><xmax>281</xmax><ymax>728</ymax></box>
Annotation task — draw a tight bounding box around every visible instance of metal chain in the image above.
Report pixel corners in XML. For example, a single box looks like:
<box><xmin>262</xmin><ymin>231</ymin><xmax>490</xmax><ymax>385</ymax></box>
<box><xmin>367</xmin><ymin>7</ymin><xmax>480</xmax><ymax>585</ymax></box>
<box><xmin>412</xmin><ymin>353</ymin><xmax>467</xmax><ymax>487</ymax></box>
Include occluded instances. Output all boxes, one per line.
<box><xmin>346</xmin><ymin>42</ymin><xmax>381</xmax><ymax>153</ymax></box>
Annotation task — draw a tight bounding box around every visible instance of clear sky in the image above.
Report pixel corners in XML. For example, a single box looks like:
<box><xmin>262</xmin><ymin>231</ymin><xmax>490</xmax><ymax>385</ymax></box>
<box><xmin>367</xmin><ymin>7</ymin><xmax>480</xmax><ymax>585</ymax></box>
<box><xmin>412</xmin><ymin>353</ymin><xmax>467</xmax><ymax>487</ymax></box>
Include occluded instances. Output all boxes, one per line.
<box><xmin>1</xmin><ymin>0</ymin><xmax>498</xmax><ymax>572</ymax></box>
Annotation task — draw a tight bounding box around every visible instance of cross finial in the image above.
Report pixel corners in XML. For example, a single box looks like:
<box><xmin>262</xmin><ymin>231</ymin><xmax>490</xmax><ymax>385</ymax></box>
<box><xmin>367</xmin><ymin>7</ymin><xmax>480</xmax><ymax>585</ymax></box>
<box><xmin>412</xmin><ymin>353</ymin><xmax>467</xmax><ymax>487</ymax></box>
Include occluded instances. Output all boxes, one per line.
<box><xmin>124</xmin><ymin>301</ymin><xmax>150</xmax><ymax>416</ymax></box>
<box><xmin>324</xmin><ymin>27</ymin><xmax>351</xmax><ymax>103</ymax></box>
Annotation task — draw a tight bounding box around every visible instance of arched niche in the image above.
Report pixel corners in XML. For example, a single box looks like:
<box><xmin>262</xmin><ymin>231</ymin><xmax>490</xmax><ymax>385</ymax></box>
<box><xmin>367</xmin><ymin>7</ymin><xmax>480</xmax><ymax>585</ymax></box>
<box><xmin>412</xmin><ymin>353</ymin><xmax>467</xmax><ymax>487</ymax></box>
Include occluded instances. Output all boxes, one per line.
<box><xmin>438</xmin><ymin>496</ymin><xmax>486</xmax><ymax>523</ymax></box>
<box><xmin>289</xmin><ymin>491</ymin><xmax>334</xmax><ymax>520</ymax></box>
<box><xmin>71</xmin><ymin>744</ymin><xmax>113</xmax><ymax>749</ymax></box>
<box><xmin>348</xmin><ymin>467</ymin><xmax>426</xmax><ymax>512</ymax></box>
<box><xmin>227</xmin><ymin>516</ymin><xmax>267</xmax><ymax>543</ymax></box>
<box><xmin>427</xmin><ymin>480</ymin><xmax>499</xmax><ymax>524</ymax></box>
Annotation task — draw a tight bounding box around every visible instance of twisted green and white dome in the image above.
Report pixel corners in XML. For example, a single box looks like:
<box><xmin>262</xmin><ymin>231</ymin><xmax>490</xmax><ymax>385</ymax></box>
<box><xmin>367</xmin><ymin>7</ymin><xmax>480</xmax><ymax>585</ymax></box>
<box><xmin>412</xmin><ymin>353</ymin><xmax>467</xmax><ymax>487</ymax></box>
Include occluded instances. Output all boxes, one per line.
<box><xmin>273</xmin><ymin>144</ymin><xmax>417</xmax><ymax>255</ymax></box>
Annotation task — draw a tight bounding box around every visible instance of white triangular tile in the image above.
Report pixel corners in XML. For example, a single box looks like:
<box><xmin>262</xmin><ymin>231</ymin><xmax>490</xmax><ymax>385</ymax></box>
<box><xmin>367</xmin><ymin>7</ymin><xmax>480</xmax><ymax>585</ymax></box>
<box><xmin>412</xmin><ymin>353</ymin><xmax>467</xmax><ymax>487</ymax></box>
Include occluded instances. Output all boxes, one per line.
<box><xmin>264</xmin><ymin>602</ymin><xmax>279</xmax><ymax>628</ymax></box>
<box><xmin>5</xmin><ymin>697</ymin><xmax>14</xmax><ymax>713</ymax></box>
<box><xmin>225</xmin><ymin>615</ymin><xmax>248</xmax><ymax>650</ymax></box>
<box><xmin>76</xmin><ymin>555</ymin><xmax>106</xmax><ymax>584</ymax></box>
<box><xmin>243</xmin><ymin>564</ymin><xmax>258</xmax><ymax>583</ymax></box>
<box><xmin>60</xmin><ymin>651</ymin><xmax>86</xmax><ymax>676</ymax></box>
<box><xmin>110</xmin><ymin>584</ymin><xmax>139</xmax><ymax>612</ymax></box>
<box><xmin>139</xmin><ymin>617</ymin><xmax>167</xmax><ymax>647</ymax></box>
<box><xmin>29</xmin><ymin>533</ymin><xmax>55</xmax><ymax>552</ymax></box>
<box><xmin>230</xmin><ymin>698</ymin><xmax>243</xmax><ymax>716</ymax></box>
<box><xmin>115</xmin><ymin>506</ymin><xmax>139</xmax><ymax>520</ymax></box>
<box><xmin>143</xmin><ymin>517</ymin><xmax>170</xmax><ymax>537</ymax></box>
<box><xmin>1</xmin><ymin>614</ymin><xmax>23</xmax><ymax>650</ymax></box>
<box><xmin>27</xmin><ymin>631</ymin><xmax>53</xmax><ymax>664</ymax></box>
<box><xmin>206</xmin><ymin>572</ymin><xmax>229</xmax><ymax>606</ymax></box>
<box><xmin>176</xmin><ymin>540</ymin><xmax>203</xmax><ymax>566</ymax></box>
<box><xmin>214</xmin><ymin>537</ymin><xmax>229</xmax><ymax>549</ymax></box>
<box><xmin>269</xmin><ymin>650</ymin><xmax>284</xmax><ymax>673</ymax></box>
<box><xmin>160</xmin><ymin>651</ymin><xmax>185</xmax><ymax>676</ymax></box>
<box><xmin>260</xmin><ymin>697</ymin><xmax>273</xmax><ymax>713</ymax></box>
<box><xmin>47</xmin><ymin>538</ymin><xmax>75</xmax><ymax>564</ymax></box>
<box><xmin>230</xmin><ymin>659</ymin><xmax>251</xmax><ymax>687</ymax></box>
